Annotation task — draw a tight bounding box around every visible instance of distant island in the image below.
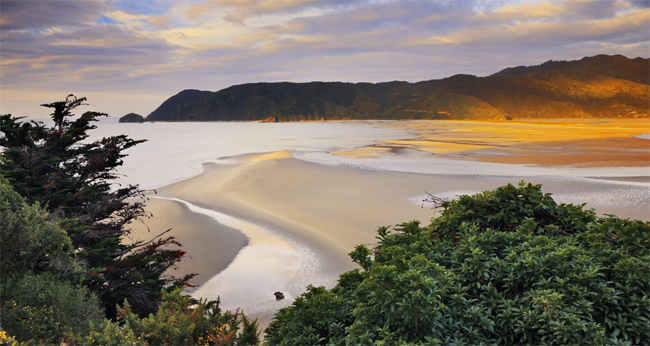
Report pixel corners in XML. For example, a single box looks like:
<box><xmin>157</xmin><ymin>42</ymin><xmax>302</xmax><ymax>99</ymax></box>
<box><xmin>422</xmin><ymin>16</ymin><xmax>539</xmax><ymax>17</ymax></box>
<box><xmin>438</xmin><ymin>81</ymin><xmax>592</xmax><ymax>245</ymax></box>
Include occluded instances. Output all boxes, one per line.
<box><xmin>119</xmin><ymin>113</ymin><xmax>144</xmax><ymax>123</ymax></box>
<box><xmin>145</xmin><ymin>54</ymin><xmax>649</xmax><ymax>122</ymax></box>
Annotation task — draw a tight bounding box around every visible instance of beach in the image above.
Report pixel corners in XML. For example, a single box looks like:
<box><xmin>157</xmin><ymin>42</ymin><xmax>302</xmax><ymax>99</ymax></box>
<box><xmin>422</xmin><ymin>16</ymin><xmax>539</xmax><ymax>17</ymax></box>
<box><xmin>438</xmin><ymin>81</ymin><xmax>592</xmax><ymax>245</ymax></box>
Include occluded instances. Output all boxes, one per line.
<box><xmin>335</xmin><ymin>119</ymin><xmax>650</xmax><ymax>167</ymax></box>
<box><xmin>126</xmin><ymin>119</ymin><xmax>649</xmax><ymax>331</ymax></box>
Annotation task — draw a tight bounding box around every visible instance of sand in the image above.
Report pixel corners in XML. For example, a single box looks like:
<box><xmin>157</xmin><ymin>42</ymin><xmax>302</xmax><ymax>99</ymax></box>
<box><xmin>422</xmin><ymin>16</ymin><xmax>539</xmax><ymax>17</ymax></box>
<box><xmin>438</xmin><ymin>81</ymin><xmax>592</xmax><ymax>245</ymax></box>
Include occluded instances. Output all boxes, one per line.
<box><xmin>127</xmin><ymin>119</ymin><xmax>649</xmax><ymax>331</ymax></box>
<box><xmin>126</xmin><ymin>197</ymin><xmax>248</xmax><ymax>288</ymax></box>
<box><xmin>333</xmin><ymin>119</ymin><xmax>650</xmax><ymax>167</ymax></box>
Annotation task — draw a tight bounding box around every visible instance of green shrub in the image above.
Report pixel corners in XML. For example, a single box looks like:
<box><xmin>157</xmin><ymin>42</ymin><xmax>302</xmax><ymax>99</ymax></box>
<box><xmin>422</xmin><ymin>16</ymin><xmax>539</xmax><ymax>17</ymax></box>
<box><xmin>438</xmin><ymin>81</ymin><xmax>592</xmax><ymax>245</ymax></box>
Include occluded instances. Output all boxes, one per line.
<box><xmin>265</xmin><ymin>182</ymin><xmax>650</xmax><ymax>345</ymax></box>
<box><xmin>87</xmin><ymin>288</ymin><xmax>260</xmax><ymax>345</ymax></box>
<box><xmin>1</xmin><ymin>97</ymin><xmax>193</xmax><ymax>319</ymax></box>
<box><xmin>0</xmin><ymin>177</ymin><xmax>77</xmax><ymax>297</ymax></box>
<box><xmin>2</xmin><ymin>272</ymin><xmax>104</xmax><ymax>344</ymax></box>
<box><xmin>1</xmin><ymin>178</ymin><xmax>104</xmax><ymax>344</ymax></box>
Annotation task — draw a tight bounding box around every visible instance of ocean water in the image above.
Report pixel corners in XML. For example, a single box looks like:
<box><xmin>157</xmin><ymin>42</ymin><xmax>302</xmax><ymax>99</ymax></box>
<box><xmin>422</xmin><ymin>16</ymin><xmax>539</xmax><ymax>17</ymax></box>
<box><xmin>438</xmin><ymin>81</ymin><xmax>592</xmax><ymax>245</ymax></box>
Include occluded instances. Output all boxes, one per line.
<box><xmin>90</xmin><ymin>119</ymin><xmax>413</xmax><ymax>190</ymax></box>
<box><xmin>91</xmin><ymin>118</ymin><xmax>650</xmax><ymax>190</ymax></box>
<box><xmin>88</xmin><ymin>118</ymin><xmax>649</xmax><ymax>220</ymax></box>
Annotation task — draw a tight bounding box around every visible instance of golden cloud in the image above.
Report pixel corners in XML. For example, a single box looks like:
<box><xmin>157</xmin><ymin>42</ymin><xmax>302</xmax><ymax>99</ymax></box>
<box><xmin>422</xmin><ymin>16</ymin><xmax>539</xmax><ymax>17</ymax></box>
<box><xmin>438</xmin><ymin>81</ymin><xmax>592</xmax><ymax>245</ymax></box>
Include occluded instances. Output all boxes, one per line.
<box><xmin>149</xmin><ymin>15</ymin><xmax>174</xmax><ymax>30</ymax></box>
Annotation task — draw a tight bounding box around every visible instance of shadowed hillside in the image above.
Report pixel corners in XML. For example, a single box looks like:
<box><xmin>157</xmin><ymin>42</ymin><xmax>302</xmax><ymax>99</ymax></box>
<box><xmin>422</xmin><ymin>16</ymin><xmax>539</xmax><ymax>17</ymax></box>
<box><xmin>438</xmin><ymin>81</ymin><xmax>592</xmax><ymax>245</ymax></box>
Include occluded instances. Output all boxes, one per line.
<box><xmin>145</xmin><ymin>55</ymin><xmax>649</xmax><ymax>122</ymax></box>
<box><xmin>118</xmin><ymin>112</ymin><xmax>144</xmax><ymax>123</ymax></box>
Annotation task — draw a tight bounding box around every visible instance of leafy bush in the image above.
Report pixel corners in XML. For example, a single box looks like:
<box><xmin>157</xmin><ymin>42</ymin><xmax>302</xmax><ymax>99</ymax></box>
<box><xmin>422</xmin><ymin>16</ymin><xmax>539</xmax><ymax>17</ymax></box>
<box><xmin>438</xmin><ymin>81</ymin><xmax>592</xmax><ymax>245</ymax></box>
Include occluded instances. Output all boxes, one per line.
<box><xmin>0</xmin><ymin>329</ymin><xmax>19</xmax><ymax>346</ymax></box>
<box><xmin>265</xmin><ymin>182</ymin><xmax>650</xmax><ymax>345</ymax></box>
<box><xmin>0</xmin><ymin>179</ymin><xmax>248</xmax><ymax>345</ymax></box>
<box><xmin>2</xmin><ymin>272</ymin><xmax>104</xmax><ymax>344</ymax></box>
<box><xmin>1</xmin><ymin>98</ymin><xmax>261</xmax><ymax>344</ymax></box>
<box><xmin>0</xmin><ymin>177</ymin><xmax>77</xmax><ymax>295</ymax></box>
<box><xmin>0</xmin><ymin>178</ymin><xmax>104</xmax><ymax>344</ymax></box>
<box><xmin>87</xmin><ymin>288</ymin><xmax>260</xmax><ymax>345</ymax></box>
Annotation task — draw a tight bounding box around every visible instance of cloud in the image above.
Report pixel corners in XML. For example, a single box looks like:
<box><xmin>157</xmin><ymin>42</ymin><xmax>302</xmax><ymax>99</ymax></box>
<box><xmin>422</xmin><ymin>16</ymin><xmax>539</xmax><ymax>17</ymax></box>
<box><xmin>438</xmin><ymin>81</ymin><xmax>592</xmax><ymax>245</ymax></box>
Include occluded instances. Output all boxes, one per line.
<box><xmin>235</xmin><ymin>0</ymin><xmax>649</xmax><ymax>59</ymax></box>
<box><xmin>0</xmin><ymin>0</ymin><xmax>109</xmax><ymax>30</ymax></box>
<box><xmin>149</xmin><ymin>15</ymin><xmax>175</xmax><ymax>30</ymax></box>
<box><xmin>631</xmin><ymin>0</ymin><xmax>650</xmax><ymax>8</ymax></box>
<box><xmin>213</xmin><ymin>0</ymin><xmax>330</xmax><ymax>23</ymax></box>
<box><xmin>1</xmin><ymin>23</ymin><xmax>178</xmax><ymax>93</ymax></box>
<box><xmin>473</xmin><ymin>1</ymin><xmax>564</xmax><ymax>21</ymax></box>
<box><xmin>418</xmin><ymin>2</ymin><xmax>650</xmax><ymax>52</ymax></box>
<box><xmin>187</xmin><ymin>3</ymin><xmax>212</xmax><ymax>20</ymax></box>
<box><xmin>0</xmin><ymin>0</ymin><xmax>648</xmax><ymax>119</ymax></box>
<box><xmin>188</xmin><ymin>0</ymin><xmax>359</xmax><ymax>24</ymax></box>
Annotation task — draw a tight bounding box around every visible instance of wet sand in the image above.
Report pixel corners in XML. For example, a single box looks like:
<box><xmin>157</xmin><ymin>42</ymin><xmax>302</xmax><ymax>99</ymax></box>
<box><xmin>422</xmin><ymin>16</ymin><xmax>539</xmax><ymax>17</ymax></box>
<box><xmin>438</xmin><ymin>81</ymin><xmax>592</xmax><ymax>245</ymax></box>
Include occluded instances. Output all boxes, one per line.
<box><xmin>127</xmin><ymin>198</ymin><xmax>248</xmax><ymax>288</ymax></box>
<box><xmin>334</xmin><ymin>119</ymin><xmax>650</xmax><ymax>167</ymax></box>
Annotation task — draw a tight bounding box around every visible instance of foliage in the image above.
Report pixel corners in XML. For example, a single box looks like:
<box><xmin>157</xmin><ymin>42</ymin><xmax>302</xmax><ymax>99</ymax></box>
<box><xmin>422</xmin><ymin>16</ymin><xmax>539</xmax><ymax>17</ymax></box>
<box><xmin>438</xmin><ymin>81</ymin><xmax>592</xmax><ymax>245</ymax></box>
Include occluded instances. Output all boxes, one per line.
<box><xmin>146</xmin><ymin>55</ymin><xmax>648</xmax><ymax>122</ymax></box>
<box><xmin>0</xmin><ymin>96</ymin><xmax>261</xmax><ymax>344</ymax></box>
<box><xmin>0</xmin><ymin>179</ymin><xmax>104</xmax><ymax>345</ymax></box>
<box><xmin>119</xmin><ymin>113</ymin><xmax>144</xmax><ymax>123</ymax></box>
<box><xmin>86</xmin><ymin>288</ymin><xmax>260</xmax><ymax>346</ymax></box>
<box><xmin>2</xmin><ymin>272</ymin><xmax>104</xmax><ymax>344</ymax></box>
<box><xmin>0</xmin><ymin>329</ymin><xmax>19</xmax><ymax>346</ymax></box>
<box><xmin>431</xmin><ymin>180</ymin><xmax>596</xmax><ymax>238</ymax></box>
<box><xmin>265</xmin><ymin>182</ymin><xmax>650</xmax><ymax>345</ymax></box>
<box><xmin>0</xmin><ymin>178</ymin><xmax>260</xmax><ymax>344</ymax></box>
<box><xmin>0</xmin><ymin>95</ymin><xmax>194</xmax><ymax>319</ymax></box>
<box><xmin>0</xmin><ymin>177</ymin><xmax>76</xmax><ymax>299</ymax></box>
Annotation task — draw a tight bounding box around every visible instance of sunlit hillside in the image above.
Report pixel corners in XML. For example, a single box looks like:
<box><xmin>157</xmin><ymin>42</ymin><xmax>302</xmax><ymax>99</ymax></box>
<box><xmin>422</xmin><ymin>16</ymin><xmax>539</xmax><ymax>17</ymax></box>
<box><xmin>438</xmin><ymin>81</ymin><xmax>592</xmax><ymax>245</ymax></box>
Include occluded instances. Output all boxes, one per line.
<box><xmin>145</xmin><ymin>54</ymin><xmax>649</xmax><ymax>122</ymax></box>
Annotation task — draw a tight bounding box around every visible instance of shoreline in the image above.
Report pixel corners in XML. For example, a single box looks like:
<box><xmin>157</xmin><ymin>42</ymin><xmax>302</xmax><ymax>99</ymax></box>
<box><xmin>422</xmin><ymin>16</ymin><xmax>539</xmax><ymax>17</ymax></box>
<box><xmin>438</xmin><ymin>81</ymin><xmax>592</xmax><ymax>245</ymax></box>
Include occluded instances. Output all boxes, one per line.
<box><xmin>134</xmin><ymin>147</ymin><xmax>648</xmax><ymax>331</ymax></box>
<box><xmin>126</xmin><ymin>197</ymin><xmax>248</xmax><ymax>288</ymax></box>
<box><xmin>332</xmin><ymin>119</ymin><xmax>650</xmax><ymax>168</ymax></box>
<box><xmin>125</xmin><ymin>118</ymin><xmax>648</xmax><ymax>333</ymax></box>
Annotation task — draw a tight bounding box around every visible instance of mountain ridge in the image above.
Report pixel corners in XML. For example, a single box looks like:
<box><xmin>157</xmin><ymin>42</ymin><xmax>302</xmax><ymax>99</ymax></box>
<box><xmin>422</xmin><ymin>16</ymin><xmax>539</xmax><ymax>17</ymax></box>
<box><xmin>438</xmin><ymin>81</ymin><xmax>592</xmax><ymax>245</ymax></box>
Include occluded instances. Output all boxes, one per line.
<box><xmin>145</xmin><ymin>54</ymin><xmax>649</xmax><ymax>122</ymax></box>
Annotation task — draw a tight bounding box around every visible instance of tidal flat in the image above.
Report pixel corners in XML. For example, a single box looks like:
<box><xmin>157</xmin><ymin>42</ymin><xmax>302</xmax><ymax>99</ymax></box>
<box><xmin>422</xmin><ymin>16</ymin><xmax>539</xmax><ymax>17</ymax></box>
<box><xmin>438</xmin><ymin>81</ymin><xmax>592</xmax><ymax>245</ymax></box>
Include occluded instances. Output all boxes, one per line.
<box><xmin>116</xmin><ymin>119</ymin><xmax>649</xmax><ymax>330</ymax></box>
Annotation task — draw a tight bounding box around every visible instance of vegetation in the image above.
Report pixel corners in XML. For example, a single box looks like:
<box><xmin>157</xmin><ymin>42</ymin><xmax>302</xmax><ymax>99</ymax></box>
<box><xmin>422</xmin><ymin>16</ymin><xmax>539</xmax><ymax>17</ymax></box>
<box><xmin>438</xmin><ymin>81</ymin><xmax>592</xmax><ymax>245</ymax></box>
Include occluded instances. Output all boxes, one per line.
<box><xmin>119</xmin><ymin>112</ymin><xmax>145</xmax><ymax>123</ymax></box>
<box><xmin>0</xmin><ymin>95</ymin><xmax>192</xmax><ymax>318</ymax></box>
<box><xmin>145</xmin><ymin>54</ymin><xmax>649</xmax><ymax>122</ymax></box>
<box><xmin>0</xmin><ymin>96</ymin><xmax>260</xmax><ymax>345</ymax></box>
<box><xmin>0</xmin><ymin>178</ymin><xmax>259</xmax><ymax>346</ymax></box>
<box><xmin>265</xmin><ymin>182</ymin><xmax>650</xmax><ymax>345</ymax></box>
<box><xmin>0</xmin><ymin>177</ymin><xmax>104</xmax><ymax>343</ymax></box>
<box><xmin>86</xmin><ymin>289</ymin><xmax>259</xmax><ymax>346</ymax></box>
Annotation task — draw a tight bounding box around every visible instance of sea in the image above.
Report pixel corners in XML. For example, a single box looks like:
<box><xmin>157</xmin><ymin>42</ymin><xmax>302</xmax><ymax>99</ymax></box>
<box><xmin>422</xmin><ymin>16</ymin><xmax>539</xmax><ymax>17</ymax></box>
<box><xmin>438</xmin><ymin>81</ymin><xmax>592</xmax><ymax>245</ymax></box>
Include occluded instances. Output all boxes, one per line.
<box><xmin>89</xmin><ymin>118</ymin><xmax>412</xmax><ymax>190</ymax></box>
<box><xmin>91</xmin><ymin>118</ymin><xmax>650</xmax><ymax>185</ymax></box>
<box><xmin>87</xmin><ymin>118</ymin><xmax>650</xmax><ymax>221</ymax></box>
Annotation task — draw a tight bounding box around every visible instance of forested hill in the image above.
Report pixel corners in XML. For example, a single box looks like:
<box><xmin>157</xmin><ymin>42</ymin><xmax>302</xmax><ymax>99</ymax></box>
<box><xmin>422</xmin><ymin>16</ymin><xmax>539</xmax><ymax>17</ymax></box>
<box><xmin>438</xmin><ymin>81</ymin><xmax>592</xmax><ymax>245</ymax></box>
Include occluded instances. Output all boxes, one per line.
<box><xmin>145</xmin><ymin>54</ymin><xmax>649</xmax><ymax>122</ymax></box>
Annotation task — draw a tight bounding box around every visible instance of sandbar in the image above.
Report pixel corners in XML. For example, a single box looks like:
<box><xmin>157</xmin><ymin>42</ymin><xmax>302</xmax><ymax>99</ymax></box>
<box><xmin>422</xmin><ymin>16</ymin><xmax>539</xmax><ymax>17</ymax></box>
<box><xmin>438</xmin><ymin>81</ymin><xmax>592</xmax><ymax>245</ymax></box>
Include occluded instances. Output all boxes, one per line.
<box><xmin>333</xmin><ymin>119</ymin><xmax>650</xmax><ymax>167</ymax></box>
<box><xmin>139</xmin><ymin>146</ymin><xmax>648</xmax><ymax>331</ymax></box>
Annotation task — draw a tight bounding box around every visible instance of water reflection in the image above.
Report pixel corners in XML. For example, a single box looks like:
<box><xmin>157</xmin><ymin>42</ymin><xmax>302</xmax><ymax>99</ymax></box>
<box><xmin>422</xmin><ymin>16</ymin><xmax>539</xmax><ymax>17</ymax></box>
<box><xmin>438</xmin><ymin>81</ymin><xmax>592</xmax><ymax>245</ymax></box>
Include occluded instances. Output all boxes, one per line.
<box><xmin>156</xmin><ymin>197</ymin><xmax>301</xmax><ymax>309</ymax></box>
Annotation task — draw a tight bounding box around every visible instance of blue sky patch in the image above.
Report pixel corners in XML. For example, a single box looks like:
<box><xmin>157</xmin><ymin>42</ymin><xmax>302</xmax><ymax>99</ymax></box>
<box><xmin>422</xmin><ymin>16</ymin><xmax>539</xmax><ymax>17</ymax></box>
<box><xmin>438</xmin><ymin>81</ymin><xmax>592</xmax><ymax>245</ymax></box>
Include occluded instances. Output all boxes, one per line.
<box><xmin>112</xmin><ymin>0</ymin><xmax>173</xmax><ymax>17</ymax></box>
<box><xmin>97</xmin><ymin>16</ymin><xmax>123</xmax><ymax>25</ymax></box>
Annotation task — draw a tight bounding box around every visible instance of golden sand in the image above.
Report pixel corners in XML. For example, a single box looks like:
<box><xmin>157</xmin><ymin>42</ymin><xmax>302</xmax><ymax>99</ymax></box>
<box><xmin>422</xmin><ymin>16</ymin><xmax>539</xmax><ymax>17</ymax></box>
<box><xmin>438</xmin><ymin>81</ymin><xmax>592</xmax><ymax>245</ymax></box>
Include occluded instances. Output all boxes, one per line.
<box><xmin>329</xmin><ymin>146</ymin><xmax>392</xmax><ymax>158</ymax></box>
<box><xmin>147</xmin><ymin>155</ymin><xmax>506</xmax><ymax>329</ymax></box>
<box><xmin>335</xmin><ymin>119</ymin><xmax>650</xmax><ymax>167</ymax></box>
<box><xmin>243</xmin><ymin>150</ymin><xmax>293</xmax><ymax>162</ymax></box>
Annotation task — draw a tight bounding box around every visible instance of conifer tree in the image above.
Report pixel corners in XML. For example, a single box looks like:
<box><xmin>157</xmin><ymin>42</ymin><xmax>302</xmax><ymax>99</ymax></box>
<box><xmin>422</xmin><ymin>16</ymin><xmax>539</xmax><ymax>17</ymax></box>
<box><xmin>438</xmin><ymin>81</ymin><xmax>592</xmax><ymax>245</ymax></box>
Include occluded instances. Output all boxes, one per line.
<box><xmin>0</xmin><ymin>95</ymin><xmax>194</xmax><ymax>318</ymax></box>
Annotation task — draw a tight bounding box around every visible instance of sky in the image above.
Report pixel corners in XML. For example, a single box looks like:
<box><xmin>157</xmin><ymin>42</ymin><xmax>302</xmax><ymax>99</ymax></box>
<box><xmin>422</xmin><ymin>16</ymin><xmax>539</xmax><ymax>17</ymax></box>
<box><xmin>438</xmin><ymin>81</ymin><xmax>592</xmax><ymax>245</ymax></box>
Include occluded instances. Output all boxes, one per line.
<box><xmin>1</xmin><ymin>0</ymin><xmax>648</xmax><ymax>119</ymax></box>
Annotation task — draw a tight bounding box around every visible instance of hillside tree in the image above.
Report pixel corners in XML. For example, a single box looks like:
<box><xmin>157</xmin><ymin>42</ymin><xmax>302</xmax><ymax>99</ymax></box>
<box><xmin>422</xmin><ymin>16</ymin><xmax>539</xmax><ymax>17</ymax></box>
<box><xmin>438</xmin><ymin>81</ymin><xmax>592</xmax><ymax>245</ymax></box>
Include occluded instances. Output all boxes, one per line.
<box><xmin>0</xmin><ymin>177</ymin><xmax>105</xmax><ymax>344</ymax></box>
<box><xmin>0</xmin><ymin>95</ymin><xmax>194</xmax><ymax>318</ymax></box>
